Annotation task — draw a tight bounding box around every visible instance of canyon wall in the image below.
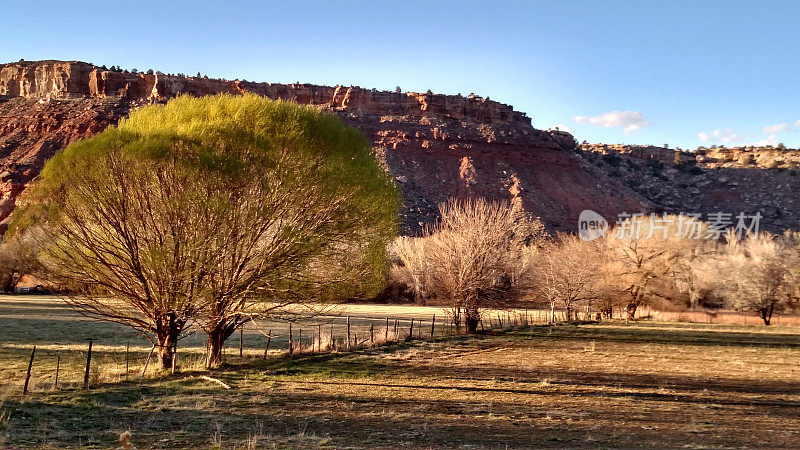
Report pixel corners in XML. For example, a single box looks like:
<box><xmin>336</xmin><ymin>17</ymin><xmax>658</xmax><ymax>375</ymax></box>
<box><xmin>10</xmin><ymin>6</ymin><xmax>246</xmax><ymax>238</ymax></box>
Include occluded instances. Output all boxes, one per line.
<box><xmin>578</xmin><ymin>143</ymin><xmax>800</xmax><ymax>231</ymax></box>
<box><xmin>0</xmin><ymin>60</ymin><xmax>531</xmax><ymax>125</ymax></box>
<box><xmin>0</xmin><ymin>60</ymin><xmax>648</xmax><ymax>233</ymax></box>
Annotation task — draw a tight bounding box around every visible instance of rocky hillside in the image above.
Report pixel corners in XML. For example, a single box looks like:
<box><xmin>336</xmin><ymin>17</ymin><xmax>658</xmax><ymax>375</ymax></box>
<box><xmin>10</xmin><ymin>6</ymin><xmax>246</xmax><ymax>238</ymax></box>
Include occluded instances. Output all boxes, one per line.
<box><xmin>0</xmin><ymin>60</ymin><xmax>649</xmax><ymax>234</ymax></box>
<box><xmin>578</xmin><ymin>143</ymin><xmax>800</xmax><ymax>232</ymax></box>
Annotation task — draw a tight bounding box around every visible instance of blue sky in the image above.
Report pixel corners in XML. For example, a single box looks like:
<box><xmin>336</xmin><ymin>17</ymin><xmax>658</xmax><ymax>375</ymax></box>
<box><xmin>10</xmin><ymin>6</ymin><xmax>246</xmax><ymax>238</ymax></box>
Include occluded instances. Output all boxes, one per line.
<box><xmin>3</xmin><ymin>0</ymin><xmax>799</xmax><ymax>149</ymax></box>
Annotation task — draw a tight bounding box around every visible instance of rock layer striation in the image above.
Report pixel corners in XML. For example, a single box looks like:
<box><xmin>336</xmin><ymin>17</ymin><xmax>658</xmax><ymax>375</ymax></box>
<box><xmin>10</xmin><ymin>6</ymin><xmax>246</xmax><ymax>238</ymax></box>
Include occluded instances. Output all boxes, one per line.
<box><xmin>0</xmin><ymin>60</ymin><xmax>647</xmax><ymax>233</ymax></box>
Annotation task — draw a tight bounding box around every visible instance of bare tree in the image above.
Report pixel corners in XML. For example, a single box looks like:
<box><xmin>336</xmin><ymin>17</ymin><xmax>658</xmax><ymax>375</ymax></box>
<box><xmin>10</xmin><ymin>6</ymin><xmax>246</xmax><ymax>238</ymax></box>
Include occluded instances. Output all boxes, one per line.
<box><xmin>714</xmin><ymin>233</ymin><xmax>791</xmax><ymax>325</ymax></box>
<box><xmin>396</xmin><ymin>198</ymin><xmax>544</xmax><ymax>333</ymax></box>
<box><xmin>603</xmin><ymin>214</ymin><xmax>695</xmax><ymax>320</ymax></box>
<box><xmin>530</xmin><ymin>234</ymin><xmax>602</xmax><ymax>321</ymax></box>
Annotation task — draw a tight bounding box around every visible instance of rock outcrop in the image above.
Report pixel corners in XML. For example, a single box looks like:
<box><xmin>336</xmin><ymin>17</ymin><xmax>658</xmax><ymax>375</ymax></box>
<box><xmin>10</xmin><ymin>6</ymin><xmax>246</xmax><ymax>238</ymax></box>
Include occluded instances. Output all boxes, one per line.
<box><xmin>0</xmin><ymin>60</ymin><xmax>649</xmax><ymax>233</ymax></box>
<box><xmin>578</xmin><ymin>143</ymin><xmax>800</xmax><ymax>232</ymax></box>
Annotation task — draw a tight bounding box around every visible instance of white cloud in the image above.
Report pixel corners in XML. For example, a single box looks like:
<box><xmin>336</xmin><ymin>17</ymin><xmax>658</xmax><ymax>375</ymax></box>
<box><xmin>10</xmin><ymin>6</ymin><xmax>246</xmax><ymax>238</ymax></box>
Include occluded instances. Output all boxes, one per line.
<box><xmin>795</xmin><ymin>119</ymin><xmax>800</xmax><ymax>127</ymax></box>
<box><xmin>763</xmin><ymin>123</ymin><xmax>791</xmax><ymax>134</ymax></box>
<box><xmin>573</xmin><ymin>111</ymin><xmax>649</xmax><ymax>134</ymax></box>
<box><xmin>548</xmin><ymin>124</ymin><xmax>572</xmax><ymax>133</ymax></box>
<box><xmin>750</xmin><ymin>134</ymin><xmax>780</xmax><ymax>147</ymax></box>
<box><xmin>697</xmin><ymin>129</ymin><xmax>744</xmax><ymax>144</ymax></box>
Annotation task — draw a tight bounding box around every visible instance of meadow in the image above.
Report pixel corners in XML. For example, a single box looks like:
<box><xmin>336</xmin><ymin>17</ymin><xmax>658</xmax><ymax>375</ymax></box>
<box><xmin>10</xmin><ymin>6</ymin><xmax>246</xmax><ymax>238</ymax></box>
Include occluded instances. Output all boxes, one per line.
<box><xmin>1</xmin><ymin>296</ymin><xmax>799</xmax><ymax>448</ymax></box>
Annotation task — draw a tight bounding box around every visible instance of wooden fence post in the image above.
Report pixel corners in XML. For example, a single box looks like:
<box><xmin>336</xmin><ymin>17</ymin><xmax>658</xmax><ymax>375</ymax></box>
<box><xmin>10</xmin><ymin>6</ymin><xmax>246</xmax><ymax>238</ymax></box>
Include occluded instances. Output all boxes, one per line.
<box><xmin>288</xmin><ymin>323</ymin><xmax>294</xmax><ymax>357</ymax></box>
<box><xmin>171</xmin><ymin>339</ymin><xmax>177</xmax><ymax>375</ymax></box>
<box><xmin>409</xmin><ymin>318</ymin><xmax>414</xmax><ymax>341</ymax></box>
<box><xmin>393</xmin><ymin>318</ymin><xmax>398</xmax><ymax>340</ymax></box>
<box><xmin>23</xmin><ymin>345</ymin><xmax>36</xmax><ymax>395</ymax></box>
<box><xmin>54</xmin><ymin>351</ymin><xmax>61</xmax><ymax>389</ymax></box>
<box><xmin>346</xmin><ymin>316</ymin><xmax>351</xmax><ymax>351</ymax></box>
<box><xmin>83</xmin><ymin>339</ymin><xmax>93</xmax><ymax>390</ymax></box>
<box><xmin>239</xmin><ymin>328</ymin><xmax>243</xmax><ymax>359</ymax></box>
<box><xmin>142</xmin><ymin>344</ymin><xmax>155</xmax><ymax>377</ymax></box>
<box><xmin>430</xmin><ymin>315</ymin><xmax>436</xmax><ymax>338</ymax></box>
<box><xmin>125</xmin><ymin>342</ymin><xmax>129</xmax><ymax>380</ymax></box>
<box><xmin>330</xmin><ymin>326</ymin><xmax>335</xmax><ymax>351</ymax></box>
<box><xmin>264</xmin><ymin>330</ymin><xmax>272</xmax><ymax>359</ymax></box>
<box><xmin>370</xmin><ymin>323</ymin><xmax>374</xmax><ymax>346</ymax></box>
<box><xmin>317</xmin><ymin>324</ymin><xmax>322</xmax><ymax>352</ymax></box>
<box><xmin>385</xmin><ymin>317</ymin><xmax>389</xmax><ymax>342</ymax></box>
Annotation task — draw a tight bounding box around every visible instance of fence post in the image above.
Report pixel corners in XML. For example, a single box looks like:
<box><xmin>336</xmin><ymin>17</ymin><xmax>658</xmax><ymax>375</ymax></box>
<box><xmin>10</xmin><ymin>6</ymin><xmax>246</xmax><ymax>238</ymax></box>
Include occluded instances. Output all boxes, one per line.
<box><xmin>142</xmin><ymin>344</ymin><xmax>155</xmax><ymax>377</ymax></box>
<box><xmin>23</xmin><ymin>345</ymin><xmax>36</xmax><ymax>395</ymax></box>
<box><xmin>385</xmin><ymin>317</ymin><xmax>389</xmax><ymax>342</ymax></box>
<box><xmin>125</xmin><ymin>342</ymin><xmax>129</xmax><ymax>380</ymax></box>
<box><xmin>330</xmin><ymin>326</ymin><xmax>335</xmax><ymax>351</ymax></box>
<box><xmin>370</xmin><ymin>323</ymin><xmax>374</xmax><ymax>346</ymax></box>
<box><xmin>288</xmin><ymin>323</ymin><xmax>294</xmax><ymax>357</ymax></box>
<box><xmin>54</xmin><ymin>351</ymin><xmax>61</xmax><ymax>389</ymax></box>
<box><xmin>393</xmin><ymin>318</ymin><xmax>398</xmax><ymax>340</ymax></box>
<box><xmin>346</xmin><ymin>316</ymin><xmax>351</xmax><ymax>351</ymax></box>
<box><xmin>298</xmin><ymin>327</ymin><xmax>302</xmax><ymax>355</ymax></box>
<box><xmin>171</xmin><ymin>338</ymin><xmax>177</xmax><ymax>375</ymax></box>
<box><xmin>409</xmin><ymin>318</ymin><xmax>414</xmax><ymax>341</ymax></box>
<box><xmin>83</xmin><ymin>339</ymin><xmax>93</xmax><ymax>390</ymax></box>
<box><xmin>318</xmin><ymin>324</ymin><xmax>322</xmax><ymax>352</ymax></box>
<box><xmin>264</xmin><ymin>330</ymin><xmax>272</xmax><ymax>359</ymax></box>
<box><xmin>239</xmin><ymin>328</ymin><xmax>244</xmax><ymax>359</ymax></box>
<box><xmin>430</xmin><ymin>315</ymin><xmax>436</xmax><ymax>338</ymax></box>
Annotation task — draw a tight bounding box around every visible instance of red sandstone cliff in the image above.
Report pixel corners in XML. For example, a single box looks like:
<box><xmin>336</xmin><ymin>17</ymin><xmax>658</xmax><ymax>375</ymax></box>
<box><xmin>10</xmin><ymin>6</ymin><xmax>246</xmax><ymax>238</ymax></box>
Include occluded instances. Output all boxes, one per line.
<box><xmin>0</xmin><ymin>60</ymin><xmax>648</xmax><ymax>233</ymax></box>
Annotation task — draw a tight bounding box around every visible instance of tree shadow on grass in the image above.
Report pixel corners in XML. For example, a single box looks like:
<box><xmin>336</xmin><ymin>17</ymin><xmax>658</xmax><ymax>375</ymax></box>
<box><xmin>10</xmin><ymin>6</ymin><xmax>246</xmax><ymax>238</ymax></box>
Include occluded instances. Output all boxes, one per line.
<box><xmin>5</xmin><ymin>369</ymin><xmax>799</xmax><ymax>449</ymax></box>
<box><xmin>518</xmin><ymin>323</ymin><xmax>800</xmax><ymax>349</ymax></box>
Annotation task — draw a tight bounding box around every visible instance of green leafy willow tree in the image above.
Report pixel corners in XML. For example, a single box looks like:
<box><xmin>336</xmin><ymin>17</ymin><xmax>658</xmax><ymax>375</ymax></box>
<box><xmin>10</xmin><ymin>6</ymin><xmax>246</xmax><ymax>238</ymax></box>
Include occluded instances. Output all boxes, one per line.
<box><xmin>10</xmin><ymin>94</ymin><xmax>399</xmax><ymax>369</ymax></box>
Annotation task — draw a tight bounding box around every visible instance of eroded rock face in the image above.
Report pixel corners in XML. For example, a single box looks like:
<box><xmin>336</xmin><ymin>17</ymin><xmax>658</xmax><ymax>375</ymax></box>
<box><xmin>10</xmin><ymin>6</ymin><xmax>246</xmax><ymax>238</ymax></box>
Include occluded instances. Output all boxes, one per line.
<box><xmin>578</xmin><ymin>143</ymin><xmax>800</xmax><ymax>232</ymax></box>
<box><xmin>0</xmin><ymin>60</ymin><xmax>649</xmax><ymax>234</ymax></box>
<box><xmin>0</xmin><ymin>61</ymin><xmax>533</xmax><ymax>124</ymax></box>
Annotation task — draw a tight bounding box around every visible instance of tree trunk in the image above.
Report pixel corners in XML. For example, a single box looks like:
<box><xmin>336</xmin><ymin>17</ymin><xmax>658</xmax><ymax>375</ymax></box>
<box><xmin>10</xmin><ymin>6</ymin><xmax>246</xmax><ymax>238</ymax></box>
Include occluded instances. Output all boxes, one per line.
<box><xmin>452</xmin><ymin>306</ymin><xmax>462</xmax><ymax>334</ymax></box>
<box><xmin>154</xmin><ymin>312</ymin><xmax>183</xmax><ymax>370</ymax></box>
<box><xmin>157</xmin><ymin>340</ymin><xmax>174</xmax><ymax>370</ymax></box>
<box><xmin>206</xmin><ymin>324</ymin><xmax>236</xmax><ymax>368</ymax></box>
<box><xmin>626</xmin><ymin>302</ymin><xmax>637</xmax><ymax>321</ymax></box>
<box><xmin>600</xmin><ymin>306</ymin><xmax>612</xmax><ymax>319</ymax></box>
<box><xmin>761</xmin><ymin>302</ymin><xmax>775</xmax><ymax>326</ymax></box>
<box><xmin>565</xmin><ymin>306</ymin><xmax>573</xmax><ymax>322</ymax></box>
<box><xmin>464</xmin><ymin>311</ymin><xmax>480</xmax><ymax>334</ymax></box>
<box><xmin>688</xmin><ymin>289</ymin><xmax>700</xmax><ymax>309</ymax></box>
<box><xmin>2</xmin><ymin>274</ymin><xmax>14</xmax><ymax>293</ymax></box>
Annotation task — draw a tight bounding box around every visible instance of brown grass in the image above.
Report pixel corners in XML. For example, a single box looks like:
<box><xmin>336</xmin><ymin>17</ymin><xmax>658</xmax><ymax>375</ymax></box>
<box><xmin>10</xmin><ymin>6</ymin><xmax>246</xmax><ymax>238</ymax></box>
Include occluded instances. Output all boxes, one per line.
<box><xmin>2</xmin><ymin>296</ymin><xmax>800</xmax><ymax>447</ymax></box>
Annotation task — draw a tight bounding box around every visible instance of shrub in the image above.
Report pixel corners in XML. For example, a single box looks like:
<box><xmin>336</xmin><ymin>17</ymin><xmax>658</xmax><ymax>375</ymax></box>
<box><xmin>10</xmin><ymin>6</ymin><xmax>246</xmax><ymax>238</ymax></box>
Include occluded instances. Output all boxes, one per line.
<box><xmin>602</xmin><ymin>153</ymin><xmax>621</xmax><ymax>167</ymax></box>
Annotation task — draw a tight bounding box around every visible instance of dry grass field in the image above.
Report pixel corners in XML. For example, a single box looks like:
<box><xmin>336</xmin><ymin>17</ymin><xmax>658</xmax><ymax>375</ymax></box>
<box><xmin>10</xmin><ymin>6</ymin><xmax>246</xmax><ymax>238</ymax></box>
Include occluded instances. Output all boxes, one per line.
<box><xmin>1</xmin><ymin>296</ymin><xmax>800</xmax><ymax>448</ymax></box>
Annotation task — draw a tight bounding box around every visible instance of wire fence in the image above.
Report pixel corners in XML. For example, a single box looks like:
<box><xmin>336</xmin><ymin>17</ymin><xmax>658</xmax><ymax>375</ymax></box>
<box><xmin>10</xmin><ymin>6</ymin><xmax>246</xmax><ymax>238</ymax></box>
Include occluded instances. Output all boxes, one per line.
<box><xmin>6</xmin><ymin>306</ymin><xmax>800</xmax><ymax>395</ymax></box>
<box><xmin>5</xmin><ymin>308</ymin><xmax>558</xmax><ymax>395</ymax></box>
